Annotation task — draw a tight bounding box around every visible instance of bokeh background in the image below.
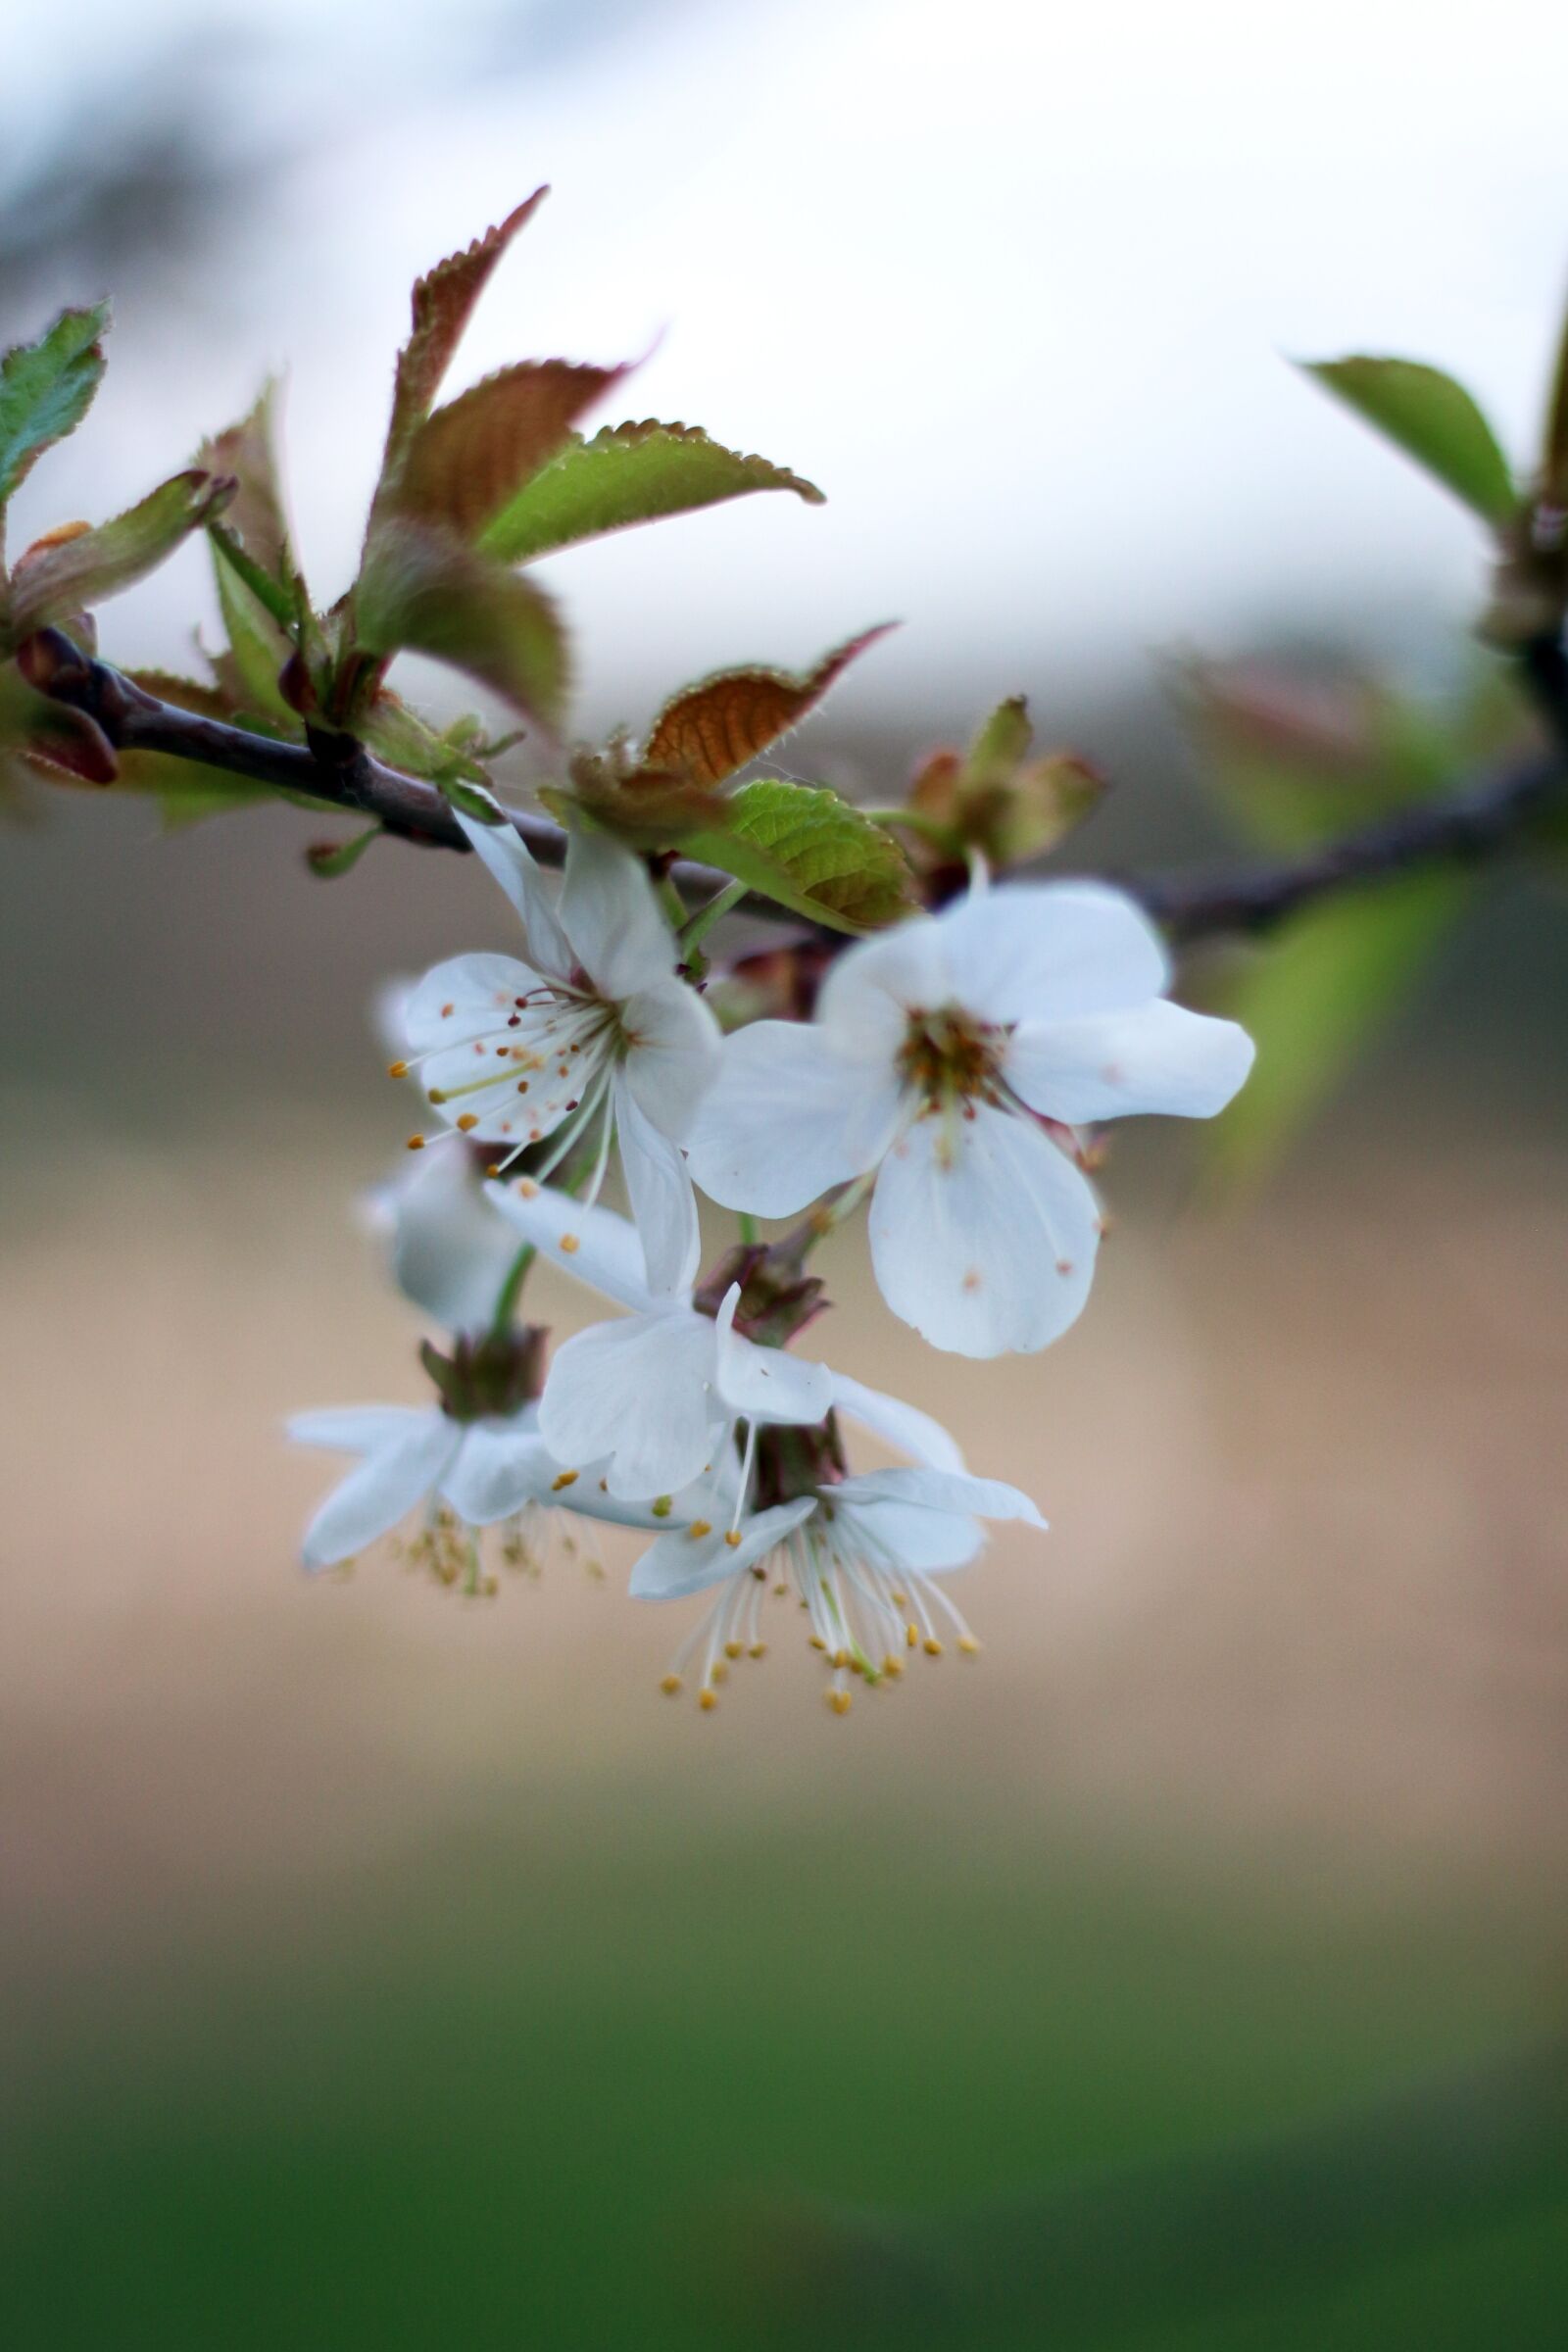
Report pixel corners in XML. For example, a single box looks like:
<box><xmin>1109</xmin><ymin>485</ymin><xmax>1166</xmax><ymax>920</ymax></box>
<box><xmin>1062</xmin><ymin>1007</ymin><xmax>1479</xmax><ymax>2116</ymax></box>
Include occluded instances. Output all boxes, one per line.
<box><xmin>3</xmin><ymin>3</ymin><xmax>1566</xmax><ymax>2344</ymax></box>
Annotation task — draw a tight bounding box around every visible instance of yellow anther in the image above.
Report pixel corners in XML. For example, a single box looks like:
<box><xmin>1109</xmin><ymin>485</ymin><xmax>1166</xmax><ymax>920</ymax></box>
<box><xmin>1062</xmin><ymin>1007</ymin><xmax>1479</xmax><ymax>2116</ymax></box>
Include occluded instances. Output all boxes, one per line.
<box><xmin>881</xmin><ymin>1655</ymin><xmax>904</xmax><ymax>1678</ymax></box>
<box><xmin>516</xmin><ymin>1178</ymin><xmax>540</xmax><ymax>1199</ymax></box>
<box><xmin>427</xmin><ymin>1088</ymin><xmax>448</xmax><ymax>1104</ymax></box>
<box><xmin>827</xmin><ymin>1689</ymin><xmax>853</xmax><ymax>1716</ymax></box>
<box><xmin>710</xmin><ymin>1661</ymin><xmax>729</xmax><ymax>1685</ymax></box>
<box><xmin>958</xmin><ymin>1635</ymin><xmax>981</xmax><ymax>1657</ymax></box>
<box><xmin>551</xmin><ymin>1470</ymin><xmax>579</xmax><ymax>1492</ymax></box>
<box><xmin>387</xmin><ymin>1059</ymin><xmax>409</xmax><ymax>1078</ymax></box>
<box><xmin>723</xmin><ymin>1530</ymin><xmax>742</xmax><ymax>1548</ymax></box>
<box><xmin>723</xmin><ymin>1641</ymin><xmax>744</xmax><ymax>1660</ymax></box>
<box><xmin>560</xmin><ymin>1233</ymin><xmax>580</xmax><ymax>1254</ymax></box>
<box><xmin>441</xmin><ymin>1002</ymin><xmax>455</xmax><ymax>1017</ymax></box>
<box><xmin>661</xmin><ymin>1674</ymin><xmax>683</xmax><ymax>1696</ymax></box>
<box><xmin>808</xmin><ymin>1636</ymin><xmax>828</xmax><ymax>1652</ymax></box>
<box><xmin>832</xmin><ymin>1647</ymin><xmax>852</xmax><ymax>1670</ymax></box>
<box><xmin>652</xmin><ymin>1496</ymin><xmax>672</xmax><ymax>1519</ymax></box>
<box><xmin>699</xmin><ymin>1688</ymin><xmax>718</xmax><ymax>1712</ymax></box>
<box><xmin>748</xmin><ymin>1642</ymin><xmax>767</xmax><ymax>1659</ymax></box>
<box><xmin>923</xmin><ymin>1637</ymin><xmax>944</xmax><ymax>1657</ymax></box>
<box><xmin>906</xmin><ymin>1623</ymin><xmax>919</xmax><ymax>1647</ymax></box>
<box><xmin>456</xmin><ymin>1113</ymin><xmax>478</xmax><ymax>1133</ymax></box>
<box><xmin>687</xmin><ymin>1520</ymin><xmax>712</xmax><ymax>1540</ymax></box>
<box><xmin>485</xmin><ymin>1164</ymin><xmax>502</xmax><ymax>1179</ymax></box>
<box><xmin>407</xmin><ymin>1135</ymin><xmax>425</xmax><ymax>1152</ymax></box>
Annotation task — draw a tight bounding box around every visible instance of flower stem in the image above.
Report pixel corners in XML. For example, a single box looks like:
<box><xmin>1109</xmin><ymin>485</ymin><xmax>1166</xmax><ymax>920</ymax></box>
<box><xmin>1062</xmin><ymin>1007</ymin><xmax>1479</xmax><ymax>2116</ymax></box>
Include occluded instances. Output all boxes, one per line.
<box><xmin>489</xmin><ymin>1239</ymin><xmax>536</xmax><ymax>1338</ymax></box>
<box><xmin>680</xmin><ymin>878</ymin><xmax>748</xmax><ymax>954</ymax></box>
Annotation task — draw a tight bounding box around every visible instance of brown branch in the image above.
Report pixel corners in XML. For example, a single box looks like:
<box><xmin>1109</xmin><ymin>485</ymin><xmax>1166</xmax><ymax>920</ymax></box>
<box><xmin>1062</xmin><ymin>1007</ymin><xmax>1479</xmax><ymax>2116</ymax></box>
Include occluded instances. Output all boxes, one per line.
<box><xmin>22</xmin><ymin>627</ymin><xmax>1568</xmax><ymax>947</ymax></box>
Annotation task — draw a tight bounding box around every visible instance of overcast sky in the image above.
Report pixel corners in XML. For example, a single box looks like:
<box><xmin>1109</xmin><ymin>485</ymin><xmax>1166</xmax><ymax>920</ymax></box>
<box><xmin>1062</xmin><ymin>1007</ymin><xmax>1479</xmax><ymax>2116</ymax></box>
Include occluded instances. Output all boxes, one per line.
<box><xmin>5</xmin><ymin>0</ymin><xmax>1566</xmax><ymax>728</ymax></box>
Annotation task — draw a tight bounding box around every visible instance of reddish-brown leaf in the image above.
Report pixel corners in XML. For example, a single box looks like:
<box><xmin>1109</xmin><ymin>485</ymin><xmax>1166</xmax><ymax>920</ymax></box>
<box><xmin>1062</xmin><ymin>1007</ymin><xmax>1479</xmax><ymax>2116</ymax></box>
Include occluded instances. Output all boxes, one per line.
<box><xmin>389</xmin><ymin>361</ymin><xmax>627</xmax><ymax>541</ymax></box>
<box><xmin>195</xmin><ymin>383</ymin><xmax>291</xmax><ymax>578</ymax></box>
<box><xmin>385</xmin><ymin>190</ymin><xmax>550</xmax><ymax>461</ymax></box>
<box><xmin>643</xmin><ymin>624</ymin><xmax>896</xmax><ymax>789</ymax></box>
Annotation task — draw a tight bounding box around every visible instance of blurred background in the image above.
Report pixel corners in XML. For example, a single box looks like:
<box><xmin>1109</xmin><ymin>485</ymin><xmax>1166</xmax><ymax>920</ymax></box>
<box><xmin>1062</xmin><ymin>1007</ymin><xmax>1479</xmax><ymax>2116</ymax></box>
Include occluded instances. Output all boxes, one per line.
<box><xmin>3</xmin><ymin>2</ymin><xmax>1566</xmax><ymax>2344</ymax></box>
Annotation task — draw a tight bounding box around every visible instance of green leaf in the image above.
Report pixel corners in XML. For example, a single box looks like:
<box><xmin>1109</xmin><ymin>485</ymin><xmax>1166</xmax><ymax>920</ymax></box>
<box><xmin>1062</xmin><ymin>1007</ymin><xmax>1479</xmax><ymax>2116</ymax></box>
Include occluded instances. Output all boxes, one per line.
<box><xmin>119</xmin><ymin>753</ymin><xmax>281</xmax><ymax>830</ymax></box>
<box><xmin>381</xmin><ymin>361</ymin><xmax>627</xmax><ymax>544</ymax></box>
<box><xmin>644</xmin><ymin>625</ymin><xmax>895</xmax><ymax>789</ymax></box>
<box><xmin>209</xmin><ymin>520</ymin><xmax>296</xmax><ymax>629</ymax></box>
<box><xmin>962</xmin><ymin>695</ymin><xmax>1033</xmax><ymax>789</ymax></box>
<box><xmin>354</xmin><ymin>518</ymin><xmax>568</xmax><ymax>731</ymax></box>
<box><xmin>1201</xmin><ymin>872</ymin><xmax>1467</xmax><ymax>1200</ymax></box>
<box><xmin>5</xmin><ymin>471</ymin><xmax>235</xmax><ymax>644</ymax></box>
<box><xmin>685</xmin><ymin>777</ymin><xmax>912</xmax><ymax>934</ymax></box>
<box><xmin>357</xmin><ymin>689</ymin><xmax>492</xmax><ymax>785</ymax></box>
<box><xmin>478</xmin><ymin>420</ymin><xmax>823</xmax><ymax>564</ymax></box>
<box><xmin>1302</xmin><ymin>357</ymin><xmax>1516</xmax><ymax>526</ymax></box>
<box><xmin>306</xmin><ymin>825</ymin><xmax>381</xmax><ymax>876</ymax></box>
<box><xmin>210</xmin><ymin>536</ymin><xmax>301</xmax><ymax>729</ymax></box>
<box><xmin>383</xmin><ymin>190</ymin><xmax>550</xmax><ymax>468</ymax></box>
<box><xmin>0</xmin><ymin>303</ymin><xmax>109</xmax><ymax>511</ymax></box>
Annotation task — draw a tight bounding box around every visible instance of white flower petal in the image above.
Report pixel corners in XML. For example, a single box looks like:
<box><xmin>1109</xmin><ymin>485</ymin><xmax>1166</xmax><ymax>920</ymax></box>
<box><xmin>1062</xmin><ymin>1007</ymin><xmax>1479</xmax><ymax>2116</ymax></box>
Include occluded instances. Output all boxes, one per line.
<box><xmin>382</xmin><ymin>1147</ymin><xmax>526</xmax><ymax>1330</ymax></box>
<box><xmin>935</xmin><ymin>881</ymin><xmax>1170</xmax><ymax>1025</ymax></box>
<box><xmin>613</xmin><ymin>1072</ymin><xmax>702</xmax><ymax>1297</ymax></box>
<box><xmin>832</xmin><ymin>1494</ymin><xmax>984</xmax><ymax>1574</ymax></box>
<box><xmin>560</xmin><ymin>830</ymin><xmax>677</xmax><ymax>1000</ymax></box>
<box><xmin>404</xmin><ymin>953</ymin><xmax>544</xmax><ymax>1054</ymax></box>
<box><xmin>621</xmin><ymin>980</ymin><xmax>723</xmax><ymax>1140</ymax></box>
<box><xmin>628</xmin><ymin>1497</ymin><xmax>817</xmax><ymax>1601</ymax></box>
<box><xmin>538</xmin><ymin>1304</ymin><xmax>721</xmax><ymax>1497</ymax></box>
<box><xmin>685</xmin><ymin>1021</ymin><xmax>903</xmax><ymax>1216</ymax></box>
<box><xmin>439</xmin><ymin>1416</ymin><xmax>557</xmax><ymax>1524</ymax></box>
<box><xmin>556</xmin><ymin>1465</ymin><xmax>729</xmax><ymax>1534</ymax></box>
<box><xmin>869</xmin><ymin>1100</ymin><xmax>1100</xmax><ymax>1356</ymax></box>
<box><xmin>456</xmin><ymin>811</ymin><xmax>573</xmax><ymax>980</ymax></box>
<box><xmin>837</xmin><ymin>1465</ymin><xmax>1047</xmax><ymax>1530</ymax></box>
<box><xmin>298</xmin><ymin>1411</ymin><xmax>460</xmax><ymax>1569</ymax></box>
<box><xmin>815</xmin><ymin>916</ymin><xmax>952</xmax><ymax>1054</ymax></box>
<box><xmin>287</xmin><ymin>1404</ymin><xmax>434</xmax><ymax>1451</ymax></box>
<box><xmin>713</xmin><ymin>1283</ymin><xmax>835</xmax><ymax>1428</ymax></box>
<box><xmin>486</xmin><ymin>1181</ymin><xmax>657</xmax><ymax>1313</ymax></box>
<box><xmin>1005</xmin><ymin>999</ymin><xmax>1256</xmax><ymax>1125</ymax></box>
<box><xmin>827</xmin><ymin>1372</ymin><xmax>966</xmax><ymax>1472</ymax></box>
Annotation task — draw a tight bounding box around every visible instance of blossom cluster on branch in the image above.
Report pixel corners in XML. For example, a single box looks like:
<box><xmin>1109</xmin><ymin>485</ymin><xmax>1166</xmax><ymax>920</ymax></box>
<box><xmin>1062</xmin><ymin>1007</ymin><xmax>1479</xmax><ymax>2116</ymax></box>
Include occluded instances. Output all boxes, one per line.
<box><xmin>5</xmin><ymin>190</ymin><xmax>1564</xmax><ymax>1715</ymax></box>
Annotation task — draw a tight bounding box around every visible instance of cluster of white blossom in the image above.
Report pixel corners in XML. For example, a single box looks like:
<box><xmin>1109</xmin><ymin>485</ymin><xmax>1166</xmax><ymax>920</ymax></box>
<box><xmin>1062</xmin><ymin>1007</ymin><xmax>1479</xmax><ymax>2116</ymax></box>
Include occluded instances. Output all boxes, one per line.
<box><xmin>292</xmin><ymin>818</ymin><xmax>1253</xmax><ymax>1711</ymax></box>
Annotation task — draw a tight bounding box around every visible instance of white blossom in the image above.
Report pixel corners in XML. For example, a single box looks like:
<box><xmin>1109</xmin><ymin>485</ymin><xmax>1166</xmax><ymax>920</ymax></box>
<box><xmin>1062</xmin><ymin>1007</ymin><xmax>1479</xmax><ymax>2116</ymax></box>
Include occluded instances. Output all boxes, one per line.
<box><xmin>630</xmin><ymin>1397</ymin><xmax>1046</xmax><ymax>1714</ymax></box>
<box><xmin>488</xmin><ymin>1180</ymin><xmax>832</xmax><ymax>1500</ymax></box>
<box><xmin>394</xmin><ymin>816</ymin><xmax>720</xmax><ymax>1295</ymax></box>
<box><xmin>288</xmin><ymin>1144</ymin><xmax>676</xmax><ymax>1589</ymax></box>
<box><xmin>685</xmin><ymin>878</ymin><xmax>1254</xmax><ymax>1356</ymax></box>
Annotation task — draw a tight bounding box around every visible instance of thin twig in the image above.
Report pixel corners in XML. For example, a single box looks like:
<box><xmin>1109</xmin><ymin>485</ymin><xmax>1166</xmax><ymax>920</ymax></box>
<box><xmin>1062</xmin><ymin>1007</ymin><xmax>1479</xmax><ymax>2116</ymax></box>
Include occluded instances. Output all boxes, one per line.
<box><xmin>23</xmin><ymin>628</ymin><xmax>1568</xmax><ymax>946</ymax></box>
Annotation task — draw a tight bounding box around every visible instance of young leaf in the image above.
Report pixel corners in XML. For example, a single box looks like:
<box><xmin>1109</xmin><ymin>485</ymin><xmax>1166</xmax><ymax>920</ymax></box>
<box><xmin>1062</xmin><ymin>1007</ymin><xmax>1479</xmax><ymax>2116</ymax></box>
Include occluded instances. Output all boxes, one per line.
<box><xmin>1201</xmin><ymin>872</ymin><xmax>1466</xmax><ymax>1200</ymax></box>
<box><xmin>478</xmin><ymin>419</ymin><xmax>824</xmax><ymax>564</ymax></box>
<box><xmin>306</xmin><ymin>825</ymin><xmax>381</xmax><ymax>876</ymax></box>
<box><xmin>1302</xmin><ymin>357</ymin><xmax>1516</xmax><ymax>526</ymax></box>
<box><xmin>6</xmin><ymin>470</ymin><xmax>235</xmax><ymax>643</ymax></box>
<box><xmin>383</xmin><ymin>361</ymin><xmax>626</xmax><ymax>542</ymax></box>
<box><xmin>117</xmin><ymin>752</ymin><xmax>282</xmax><ymax>829</ymax></box>
<box><xmin>209</xmin><ymin>519</ymin><xmax>296</xmax><ymax>629</ymax></box>
<box><xmin>358</xmin><ymin>688</ymin><xmax>492</xmax><ymax>784</ymax></box>
<box><xmin>210</xmin><ymin>542</ymin><xmax>301</xmax><ymax>729</ymax></box>
<box><xmin>195</xmin><ymin>383</ymin><xmax>291</xmax><ymax>580</ymax></box>
<box><xmin>354</xmin><ymin>518</ymin><xmax>568</xmax><ymax>730</ymax></box>
<box><xmin>384</xmin><ymin>190</ymin><xmax>550</xmax><ymax>465</ymax></box>
<box><xmin>684</xmin><ymin>777</ymin><xmax>912</xmax><ymax>934</ymax></box>
<box><xmin>0</xmin><ymin>303</ymin><xmax>109</xmax><ymax>510</ymax></box>
<box><xmin>644</xmin><ymin>625</ymin><xmax>895</xmax><ymax>789</ymax></box>
<box><xmin>962</xmin><ymin>695</ymin><xmax>1033</xmax><ymax>788</ymax></box>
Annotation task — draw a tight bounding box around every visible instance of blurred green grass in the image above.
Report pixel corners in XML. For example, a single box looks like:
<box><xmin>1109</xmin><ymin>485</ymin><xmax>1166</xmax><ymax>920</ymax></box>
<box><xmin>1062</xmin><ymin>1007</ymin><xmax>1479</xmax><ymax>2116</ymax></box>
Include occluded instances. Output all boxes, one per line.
<box><xmin>6</xmin><ymin>1798</ymin><xmax>1564</xmax><ymax>2350</ymax></box>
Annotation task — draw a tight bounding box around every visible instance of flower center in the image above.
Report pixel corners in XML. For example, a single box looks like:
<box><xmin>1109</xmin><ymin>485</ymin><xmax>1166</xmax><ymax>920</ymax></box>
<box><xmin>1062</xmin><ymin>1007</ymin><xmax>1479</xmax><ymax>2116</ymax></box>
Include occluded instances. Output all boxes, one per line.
<box><xmin>898</xmin><ymin>1005</ymin><xmax>1005</xmax><ymax>1108</ymax></box>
